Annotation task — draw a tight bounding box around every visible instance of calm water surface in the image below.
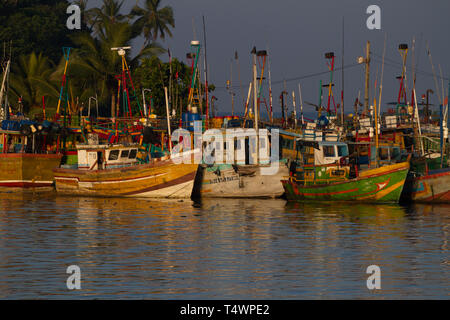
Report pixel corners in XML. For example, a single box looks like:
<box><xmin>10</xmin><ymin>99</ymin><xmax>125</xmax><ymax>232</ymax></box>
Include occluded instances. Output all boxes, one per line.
<box><xmin>0</xmin><ymin>193</ymin><xmax>448</xmax><ymax>299</ymax></box>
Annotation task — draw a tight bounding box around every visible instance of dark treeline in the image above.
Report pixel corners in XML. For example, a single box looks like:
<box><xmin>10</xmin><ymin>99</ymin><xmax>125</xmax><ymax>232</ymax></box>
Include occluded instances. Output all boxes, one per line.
<box><xmin>0</xmin><ymin>0</ymin><xmax>205</xmax><ymax>118</ymax></box>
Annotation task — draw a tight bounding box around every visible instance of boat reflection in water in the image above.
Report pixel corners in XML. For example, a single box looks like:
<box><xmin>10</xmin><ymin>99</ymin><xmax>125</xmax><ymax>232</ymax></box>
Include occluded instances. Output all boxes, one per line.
<box><xmin>0</xmin><ymin>194</ymin><xmax>448</xmax><ymax>299</ymax></box>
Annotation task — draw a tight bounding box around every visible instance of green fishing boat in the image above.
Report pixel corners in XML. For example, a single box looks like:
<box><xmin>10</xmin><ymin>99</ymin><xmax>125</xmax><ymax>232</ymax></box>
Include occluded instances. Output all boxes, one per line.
<box><xmin>282</xmin><ymin>140</ymin><xmax>409</xmax><ymax>202</ymax></box>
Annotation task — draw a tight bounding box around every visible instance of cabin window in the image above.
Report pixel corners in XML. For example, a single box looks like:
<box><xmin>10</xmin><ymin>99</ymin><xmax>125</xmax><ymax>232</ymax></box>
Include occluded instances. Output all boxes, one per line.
<box><xmin>323</xmin><ymin>145</ymin><xmax>335</xmax><ymax>157</ymax></box>
<box><xmin>129</xmin><ymin>149</ymin><xmax>137</xmax><ymax>159</ymax></box>
<box><xmin>121</xmin><ymin>150</ymin><xmax>130</xmax><ymax>158</ymax></box>
<box><xmin>379</xmin><ymin>148</ymin><xmax>390</xmax><ymax>160</ymax></box>
<box><xmin>391</xmin><ymin>147</ymin><xmax>400</xmax><ymax>159</ymax></box>
<box><xmin>337</xmin><ymin>145</ymin><xmax>348</xmax><ymax>157</ymax></box>
<box><xmin>108</xmin><ymin>150</ymin><xmax>120</xmax><ymax>160</ymax></box>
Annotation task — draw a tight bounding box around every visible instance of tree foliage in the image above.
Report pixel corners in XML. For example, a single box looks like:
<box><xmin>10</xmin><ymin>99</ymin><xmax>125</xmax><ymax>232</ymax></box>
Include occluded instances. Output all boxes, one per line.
<box><xmin>9</xmin><ymin>52</ymin><xmax>59</xmax><ymax>113</ymax></box>
<box><xmin>1</xmin><ymin>0</ymin><xmax>212</xmax><ymax>118</ymax></box>
<box><xmin>133</xmin><ymin>56</ymin><xmax>191</xmax><ymax>116</ymax></box>
<box><xmin>131</xmin><ymin>0</ymin><xmax>175</xmax><ymax>43</ymax></box>
<box><xmin>0</xmin><ymin>0</ymin><xmax>76</xmax><ymax>63</ymax></box>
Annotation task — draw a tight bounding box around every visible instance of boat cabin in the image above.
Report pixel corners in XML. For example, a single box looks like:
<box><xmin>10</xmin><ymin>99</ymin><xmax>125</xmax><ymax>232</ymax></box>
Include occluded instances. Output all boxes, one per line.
<box><xmin>201</xmin><ymin>128</ymin><xmax>270</xmax><ymax>165</ymax></box>
<box><xmin>291</xmin><ymin>140</ymin><xmax>350</xmax><ymax>185</ymax></box>
<box><xmin>315</xmin><ymin>141</ymin><xmax>349</xmax><ymax>165</ymax></box>
<box><xmin>76</xmin><ymin>144</ymin><xmax>140</xmax><ymax>170</ymax></box>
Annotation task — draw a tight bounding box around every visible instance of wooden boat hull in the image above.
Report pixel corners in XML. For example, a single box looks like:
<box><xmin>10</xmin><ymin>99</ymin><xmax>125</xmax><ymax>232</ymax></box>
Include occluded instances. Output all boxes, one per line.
<box><xmin>401</xmin><ymin>167</ymin><xmax>450</xmax><ymax>203</ymax></box>
<box><xmin>53</xmin><ymin>159</ymin><xmax>199</xmax><ymax>198</ymax></box>
<box><xmin>0</xmin><ymin>153</ymin><xmax>62</xmax><ymax>191</ymax></box>
<box><xmin>282</xmin><ymin>162</ymin><xmax>410</xmax><ymax>203</ymax></box>
<box><xmin>191</xmin><ymin>162</ymin><xmax>289</xmax><ymax>198</ymax></box>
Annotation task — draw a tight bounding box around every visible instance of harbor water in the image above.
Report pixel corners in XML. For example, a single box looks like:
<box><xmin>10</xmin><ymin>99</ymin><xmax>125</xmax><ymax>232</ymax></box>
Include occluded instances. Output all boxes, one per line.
<box><xmin>0</xmin><ymin>193</ymin><xmax>448</xmax><ymax>299</ymax></box>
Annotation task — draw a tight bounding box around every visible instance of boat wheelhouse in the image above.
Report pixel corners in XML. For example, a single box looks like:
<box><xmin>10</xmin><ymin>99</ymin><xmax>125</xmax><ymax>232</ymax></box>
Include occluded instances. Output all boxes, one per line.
<box><xmin>192</xmin><ymin>127</ymin><xmax>289</xmax><ymax>198</ymax></box>
<box><xmin>74</xmin><ymin>143</ymin><xmax>141</xmax><ymax>170</ymax></box>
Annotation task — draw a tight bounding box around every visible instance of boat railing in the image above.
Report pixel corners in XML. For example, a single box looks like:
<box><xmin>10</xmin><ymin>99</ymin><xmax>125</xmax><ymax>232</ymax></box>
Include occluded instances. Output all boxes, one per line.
<box><xmin>289</xmin><ymin>175</ymin><xmax>348</xmax><ymax>185</ymax></box>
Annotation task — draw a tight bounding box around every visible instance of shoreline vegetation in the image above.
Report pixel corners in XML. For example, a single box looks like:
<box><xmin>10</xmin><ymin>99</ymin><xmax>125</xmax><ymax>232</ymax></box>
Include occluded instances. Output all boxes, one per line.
<box><xmin>0</xmin><ymin>0</ymin><xmax>208</xmax><ymax>119</ymax></box>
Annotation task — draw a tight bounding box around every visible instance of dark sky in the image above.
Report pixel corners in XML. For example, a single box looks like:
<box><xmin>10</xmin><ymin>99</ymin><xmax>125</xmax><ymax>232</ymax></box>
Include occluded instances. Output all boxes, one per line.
<box><xmin>85</xmin><ymin>0</ymin><xmax>450</xmax><ymax>117</ymax></box>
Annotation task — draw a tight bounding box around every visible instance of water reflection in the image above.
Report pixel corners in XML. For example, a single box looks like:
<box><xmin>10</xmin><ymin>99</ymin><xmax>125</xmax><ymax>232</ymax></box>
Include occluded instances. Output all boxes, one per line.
<box><xmin>0</xmin><ymin>194</ymin><xmax>448</xmax><ymax>299</ymax></box>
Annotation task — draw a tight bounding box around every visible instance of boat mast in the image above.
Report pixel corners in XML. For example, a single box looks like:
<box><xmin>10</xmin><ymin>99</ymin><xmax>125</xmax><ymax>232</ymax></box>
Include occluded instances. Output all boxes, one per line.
<box><xmin>298</xmin><ymin>83</ymin><xmax>304</xmax><ymax>125</ymax></box>
<box><xmin>234</xmin><ymin>50</ymin><xmax>245</xmax><ymax>116</ymax></box>
<box><xmin>426</xmin><ymin>42</ymin><xmax>443</xmax><ymax>108</ymax></box>
<box><xmin>252</xmin><ymin>46</ymin><xmax>259</xmax><ymax>164</ymax></box>
<box><xmin>56</xmin><ymin>47</ymin><xmax>72</xmax><ymax>117</ymax></box>
<box><xmin>364</xmin><ymin>41</ymin><xmax>371</xmax><ymax>115</ymax></box>
<box><xmin>267</xmin><ymin>48</ymin><xmax>273</xmax><ymax>124</ymax></box>
<box><xmin>292</xmin><ymin>91</ymin><xmax>297</xmax><ymax>129</ymax></box>
<box><xmin>0</xmin><ymin>60</ymin><xmax>10</xmax><ymax>118</ymax></box>
<box><xmin>325</xmin><ymin>52</ymin><xmax>336</xmax><ymax>117</ymax></box>
<box><xmin>202</xmin><ymin>15</ymin><xmax>209</xmax><ymax>129</ymax></box>
<box><xmin>341</xmin><ymin>16</ymin><xmax>345</xmax><ymax>125</ymax></box>
<box><xmin>164</xmin><ymin>86</ymin><xmax>172</xmax><ymax>153</ymax></box>
<box><xmin>411</xmin><ymin>38</ymin><xmax>424</xmax><ymax>156</ymax></box>
<box><xmin>440</xmin><ymin>104</ymin><xmax>444</xmax><ymax>168</ymax></box>
<box><xmin>378</xmin><ymin>33</ymin><xmax>387</xmax><ymax>122</ymax></box>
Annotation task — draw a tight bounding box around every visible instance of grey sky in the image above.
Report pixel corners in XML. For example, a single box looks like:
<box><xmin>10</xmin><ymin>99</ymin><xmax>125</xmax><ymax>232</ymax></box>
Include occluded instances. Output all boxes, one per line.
<box><xmin>86</xmin><ymin>0</ymin><xmax>450</xmax><ymax>117</ymax></box>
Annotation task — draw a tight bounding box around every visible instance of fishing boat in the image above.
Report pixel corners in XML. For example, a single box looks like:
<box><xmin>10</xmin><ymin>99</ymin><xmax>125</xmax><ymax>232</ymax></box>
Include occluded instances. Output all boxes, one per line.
<box><xmin>0</xmin><ymin>119</ymin><xmax>63</xmax><ymax>191</ymax></box>
<box><xmin>0</xmin><ymin>52</ymin><xmax>65</xmax><ymax>192</ymax></box>
<box><xmin>400</xmin><ymin>93</ymin><xmax>450</xmax><ymax>202</ymax></box>
<box><xmin>400</xmin><ymin>120</ymin><xmax>450</xmax><ymax>203</ymax></box>
<box><xmin>282</xmin><ymin>140</ymin><xmax>410</xmax><ymax>202</ymax></box>
<box><xmin>53</xmin><ymin>139</ymin><xmax>199</xmax><ymax>198</ymax></box>
<box><xmin>402</xmin><ymin>167</ymin><xmax>450</xmax><ymax>203</ymax></box>
<box><xmin>191</xmin><ymin>127</ymin><xmax>289</xmax><ymax>198</ymax></box>
<box><xmin>192</xmin><ymin>162</ymin><xmax>289</xmax><ymax>199</ymax></box>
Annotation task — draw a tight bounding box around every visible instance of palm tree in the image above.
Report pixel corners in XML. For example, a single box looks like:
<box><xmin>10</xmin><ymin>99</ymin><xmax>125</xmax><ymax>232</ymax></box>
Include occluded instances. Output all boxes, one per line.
<box><xmin>87</xmin><ymin>0</ymin><xmax>127</xmax><ymax>35</ymax></box>
<box><xmin>131</xmin><ymin>0</ymin><xmax>175</xmax><ymax>44</ymax></box>
<box><xmin>67</xmin><ymin>19</ymin><xmax>164</xmax><ymax>116</ymax></box>
<box><xmin>9</xmin><ymin>52</ymin><xmax>59</xmax><ymax>114</ymax></box>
